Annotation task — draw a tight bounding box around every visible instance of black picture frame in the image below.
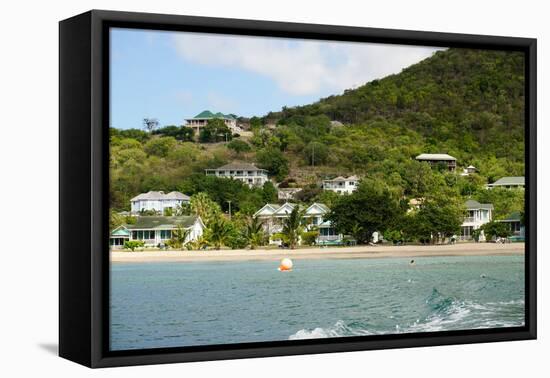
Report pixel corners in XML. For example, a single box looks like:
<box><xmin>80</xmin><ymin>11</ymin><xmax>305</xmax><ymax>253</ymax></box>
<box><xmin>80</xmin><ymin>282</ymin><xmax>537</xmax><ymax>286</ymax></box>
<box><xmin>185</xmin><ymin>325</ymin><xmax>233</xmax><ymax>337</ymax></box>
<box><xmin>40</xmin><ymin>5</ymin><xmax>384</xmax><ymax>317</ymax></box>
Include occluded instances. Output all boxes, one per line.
<box><xmin>59</xmin><ymin>9</ymin><xmax>537</xmax><ymax>368</ymax></box>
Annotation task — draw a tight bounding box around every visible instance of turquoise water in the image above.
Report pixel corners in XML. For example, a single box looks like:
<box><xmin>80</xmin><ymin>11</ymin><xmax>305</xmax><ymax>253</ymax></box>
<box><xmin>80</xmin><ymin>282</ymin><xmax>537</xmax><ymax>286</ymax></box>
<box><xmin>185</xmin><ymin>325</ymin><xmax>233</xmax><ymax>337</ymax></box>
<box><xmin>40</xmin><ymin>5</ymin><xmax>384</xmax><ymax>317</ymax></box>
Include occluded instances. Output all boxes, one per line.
<box><xmin>110</xmin><ymin>255</ymin><xmax>525</xmax><ymax>351</ymax></box>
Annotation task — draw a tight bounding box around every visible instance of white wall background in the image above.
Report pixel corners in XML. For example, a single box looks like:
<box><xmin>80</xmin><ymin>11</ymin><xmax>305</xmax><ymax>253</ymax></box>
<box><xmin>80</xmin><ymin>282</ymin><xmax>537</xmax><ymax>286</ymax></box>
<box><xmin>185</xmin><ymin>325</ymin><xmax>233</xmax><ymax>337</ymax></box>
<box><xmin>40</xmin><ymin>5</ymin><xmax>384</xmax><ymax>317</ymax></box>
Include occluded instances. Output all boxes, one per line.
<box><xmin>0</xmin><ymin>0</ymin><xmax>547</xmax><ymax>375</ymax></box>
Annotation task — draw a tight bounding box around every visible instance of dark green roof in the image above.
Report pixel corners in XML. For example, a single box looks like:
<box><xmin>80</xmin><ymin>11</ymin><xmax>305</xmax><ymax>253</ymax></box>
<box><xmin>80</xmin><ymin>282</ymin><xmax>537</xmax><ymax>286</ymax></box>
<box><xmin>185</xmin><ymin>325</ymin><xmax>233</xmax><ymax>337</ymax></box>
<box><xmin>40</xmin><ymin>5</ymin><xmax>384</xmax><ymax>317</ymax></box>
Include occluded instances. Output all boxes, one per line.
<box><xmin>125</xmin><ymin>216</ymin><xmax>199</xmax><ymax>230</ymax></box>
<box><xmin>465</xmin><ymin>199</ymin><xmax>493</xmax><ymax>210</ymax></box>
<box><xmin>193</xmin><ymin>110</ymin><xmax>236</xmax><ymax>120</ymax></box>
<box><xmin>501</xmin><ymin>211</ymin><xmax>522</xmax><ymax>222</ymax></box>
<box><xmin>488</xmin><ymin>176</ymin><xmax>525</xmax><ymax>186</ymax></box>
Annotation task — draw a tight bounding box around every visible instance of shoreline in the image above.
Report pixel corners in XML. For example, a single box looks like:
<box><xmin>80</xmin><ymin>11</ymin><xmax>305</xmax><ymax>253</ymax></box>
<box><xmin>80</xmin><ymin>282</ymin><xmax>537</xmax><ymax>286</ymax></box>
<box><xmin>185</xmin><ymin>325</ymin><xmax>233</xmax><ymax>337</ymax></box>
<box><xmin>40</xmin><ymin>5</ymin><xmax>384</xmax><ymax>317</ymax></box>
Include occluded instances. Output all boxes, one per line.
<box><xmin>111</xmin><ymin>242</ymin><xmax>524</xmax><ymax>263</ymax></box>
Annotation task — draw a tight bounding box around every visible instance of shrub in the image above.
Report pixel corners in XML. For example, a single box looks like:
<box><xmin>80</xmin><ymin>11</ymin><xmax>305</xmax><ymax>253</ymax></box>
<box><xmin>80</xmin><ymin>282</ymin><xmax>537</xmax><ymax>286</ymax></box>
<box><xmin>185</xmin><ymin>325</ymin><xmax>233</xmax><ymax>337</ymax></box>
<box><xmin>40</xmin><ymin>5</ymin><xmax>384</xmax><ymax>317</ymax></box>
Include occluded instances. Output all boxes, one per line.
<box><xmin>301</xmin><ymin>230</ymin><xmax>319</xmax><ymax>246</ymax></box>
<box><xmin>124</xmin><ymin>240</ymin><xmax>144</xmax><ymax>251</ymax></box>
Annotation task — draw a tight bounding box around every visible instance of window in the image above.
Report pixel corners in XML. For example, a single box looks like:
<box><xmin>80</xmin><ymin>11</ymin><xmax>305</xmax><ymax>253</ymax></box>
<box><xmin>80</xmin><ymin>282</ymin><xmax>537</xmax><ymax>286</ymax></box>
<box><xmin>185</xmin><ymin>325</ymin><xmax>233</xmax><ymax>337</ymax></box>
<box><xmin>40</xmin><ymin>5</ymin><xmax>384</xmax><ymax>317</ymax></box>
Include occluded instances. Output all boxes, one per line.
<box><xmin>160</xmin><ymin>230</ymin><xmax>172</xmax><ymax>239</ymax></box>
<box><xmin>461</xmin><ymin>226</ymin><xmax>473</xmax><ymax>238</ymax></box>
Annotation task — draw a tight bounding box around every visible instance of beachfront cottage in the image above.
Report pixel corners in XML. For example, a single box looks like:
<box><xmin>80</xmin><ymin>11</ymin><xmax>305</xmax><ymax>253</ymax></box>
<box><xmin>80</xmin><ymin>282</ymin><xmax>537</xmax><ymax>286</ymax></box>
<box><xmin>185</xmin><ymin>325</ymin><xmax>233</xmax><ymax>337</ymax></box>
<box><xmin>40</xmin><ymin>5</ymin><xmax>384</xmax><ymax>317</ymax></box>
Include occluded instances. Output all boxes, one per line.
<box><xmin>415</xmin><ymin>153</ymin><xmax>457</xmax><ymax>171</ymax></box>
<box><xmin>322</xmin><ymin>176</ymin><xmax>359</xmax><ymax>194</ymax></box>
<box><xmin>130</xmin><ymin>191</ymin><xmax>190</xmax><ymax>215</ymax></box>
<box><xmin>486</xmin><ymin>176</ymin><xmax>525</xmax><ymax>189</ymax></box>
<box><xmin>460</xmin><ymin>200</ymin><xmax>493</xmax><ymax>241</ymax></box>
<box><xmin>185</xmin><ymin>110</ymin><xmax>242</xmax><ymax>134</ymax></box>
<box><xmin>254</xmin><ymin>202</ymin><xmax>330</xmax><ymax>236</ymax></box>
<box><xmin>317</xmin><ymin>220</ymin><xmax>343</xmax><ymax>245</ymax></box>
<box><xmin>498</xmin><ymin>211</ymin><xmax>525</xmax><ymax>241</ymax></box>
<box><xmin>109</xmin><ymin>216</ymin><xmax>205</xmax><ymax>249</ymax></box>
<box><xmin>205</xmin><ymin>162</ymin><xmax>268</xmax><ymax>188</ymax></box>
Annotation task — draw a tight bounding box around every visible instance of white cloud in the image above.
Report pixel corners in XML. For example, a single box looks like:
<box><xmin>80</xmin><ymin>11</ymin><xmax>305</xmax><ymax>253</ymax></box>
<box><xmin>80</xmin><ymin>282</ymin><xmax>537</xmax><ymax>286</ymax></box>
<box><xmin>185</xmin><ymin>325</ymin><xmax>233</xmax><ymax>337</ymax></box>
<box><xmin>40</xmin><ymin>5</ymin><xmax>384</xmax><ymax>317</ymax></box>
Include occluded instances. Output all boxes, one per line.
<box><xmin>172</xmin><ymin>32</ymin><xmax>444</xmax><ymax>96</ymax></box>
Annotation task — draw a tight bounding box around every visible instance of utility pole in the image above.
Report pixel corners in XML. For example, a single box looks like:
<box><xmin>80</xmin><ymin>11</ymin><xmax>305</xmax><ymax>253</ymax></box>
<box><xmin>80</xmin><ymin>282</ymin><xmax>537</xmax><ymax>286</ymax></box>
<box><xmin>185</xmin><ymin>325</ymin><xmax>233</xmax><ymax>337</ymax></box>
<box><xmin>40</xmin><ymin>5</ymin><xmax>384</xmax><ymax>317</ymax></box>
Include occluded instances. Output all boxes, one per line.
<box><xmin>227</xmin><ymin>200</ymin><xmax>232</xmax><ymax>220</ymax></box>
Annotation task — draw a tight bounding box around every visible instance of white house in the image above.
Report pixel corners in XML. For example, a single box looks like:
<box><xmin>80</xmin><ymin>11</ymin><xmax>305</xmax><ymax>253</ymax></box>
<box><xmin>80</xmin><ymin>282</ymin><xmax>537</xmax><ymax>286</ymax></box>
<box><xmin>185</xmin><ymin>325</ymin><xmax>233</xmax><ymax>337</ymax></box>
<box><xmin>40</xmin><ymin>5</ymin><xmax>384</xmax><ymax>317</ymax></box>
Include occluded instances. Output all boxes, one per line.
<box><xmin>130</xmin><ymin>191</ymin><xmax>190</xmax><ymax>214</ymax></box>
<box><xmin>185</xmin><ymin>110</ymin><xmax>242</xmax><ymax>134</ymax></box>
<box><xmin>416</xmin><ymin>153</ymin><xmax>457</xmax><ymax>171</ymax></box>
<box><xmin>322</xmin><ymin>176</ymin><xmax>359</xmax><ymax>194</ymax></box>
<box><xmin>317</xmin><ymin>220</ymin><xmax>344</xmax><ymax>245</ymax></box>
<box><xmin>460</xmin><ymin>199</ymin><xmax>493</xmax><ymax>241</ymax></box>
<box><xmin>109</xmin><ymin>215</ymin><xmax>205</xmax><ymax>249</ymax></box>
<box><xmin>486</xmin><ymin>176</ymin><xmax>525</xmax><ymax>189</ymax></box>
<box><xmin>205</xmin><ymin>163</ymin><xmax>268</xmax><ymax>187</ymax></box>
<box><xmin>254</xmin><ymin>202</ymin><xmax>330</xmax><ymax>236</ymax></box>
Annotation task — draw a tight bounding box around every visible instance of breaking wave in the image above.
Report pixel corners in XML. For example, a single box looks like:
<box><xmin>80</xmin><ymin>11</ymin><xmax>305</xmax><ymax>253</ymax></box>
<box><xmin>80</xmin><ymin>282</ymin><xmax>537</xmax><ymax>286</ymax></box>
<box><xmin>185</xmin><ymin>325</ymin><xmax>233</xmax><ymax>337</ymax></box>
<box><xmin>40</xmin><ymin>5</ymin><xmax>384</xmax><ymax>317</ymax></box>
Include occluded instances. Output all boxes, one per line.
<box><xmin>288</xmin><ymin>288</ymin><xmax>524</xmax><ymax>340</ymax></box>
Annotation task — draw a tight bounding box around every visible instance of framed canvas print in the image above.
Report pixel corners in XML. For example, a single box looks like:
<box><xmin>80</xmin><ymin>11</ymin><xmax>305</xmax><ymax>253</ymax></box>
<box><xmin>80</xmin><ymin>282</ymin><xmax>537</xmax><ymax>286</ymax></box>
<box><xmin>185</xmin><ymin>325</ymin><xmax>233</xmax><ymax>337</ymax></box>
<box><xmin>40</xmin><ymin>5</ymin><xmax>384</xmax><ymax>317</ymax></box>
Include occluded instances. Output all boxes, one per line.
<box><xmin>59</xmin><ymin>10</ymin><xmax>536</xmax><ymax>368</ymax></box>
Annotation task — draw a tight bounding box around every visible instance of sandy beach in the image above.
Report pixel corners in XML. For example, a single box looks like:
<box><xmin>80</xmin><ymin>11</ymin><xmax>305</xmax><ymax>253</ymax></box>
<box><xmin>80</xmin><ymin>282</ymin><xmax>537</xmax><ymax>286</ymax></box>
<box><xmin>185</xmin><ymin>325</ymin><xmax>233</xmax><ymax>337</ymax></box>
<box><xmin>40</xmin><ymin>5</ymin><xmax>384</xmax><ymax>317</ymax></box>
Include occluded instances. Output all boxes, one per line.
<box><xmin>110</xmin><ymin>242</ymin><xmax>524</xmax><ymax>263</ymax></box>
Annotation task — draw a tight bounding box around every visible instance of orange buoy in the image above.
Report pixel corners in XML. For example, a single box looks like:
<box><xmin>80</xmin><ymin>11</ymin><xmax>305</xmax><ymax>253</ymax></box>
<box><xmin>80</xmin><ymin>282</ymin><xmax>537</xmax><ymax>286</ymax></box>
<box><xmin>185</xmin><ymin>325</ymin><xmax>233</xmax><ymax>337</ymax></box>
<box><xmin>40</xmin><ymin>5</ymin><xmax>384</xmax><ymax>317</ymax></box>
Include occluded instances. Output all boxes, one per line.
<box><xmin>278</xmin><ymin>258</ymin><xmax>293</xmax><ymax>271</ymax></box>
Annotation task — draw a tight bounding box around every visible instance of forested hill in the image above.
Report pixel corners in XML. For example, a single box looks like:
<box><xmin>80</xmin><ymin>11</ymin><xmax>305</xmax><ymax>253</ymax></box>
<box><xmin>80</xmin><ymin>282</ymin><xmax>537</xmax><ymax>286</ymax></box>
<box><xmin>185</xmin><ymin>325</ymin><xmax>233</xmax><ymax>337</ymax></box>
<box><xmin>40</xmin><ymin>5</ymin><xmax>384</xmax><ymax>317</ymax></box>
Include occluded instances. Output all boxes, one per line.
<box><xmin>110</xmin><ymin>47</ymin><xmax>525</xmax><ymax>220</ymax></box>
<box><xmin>266</xmin><ymin>48</ymin><xmax>525</xmax><ymax>166</ymax></box>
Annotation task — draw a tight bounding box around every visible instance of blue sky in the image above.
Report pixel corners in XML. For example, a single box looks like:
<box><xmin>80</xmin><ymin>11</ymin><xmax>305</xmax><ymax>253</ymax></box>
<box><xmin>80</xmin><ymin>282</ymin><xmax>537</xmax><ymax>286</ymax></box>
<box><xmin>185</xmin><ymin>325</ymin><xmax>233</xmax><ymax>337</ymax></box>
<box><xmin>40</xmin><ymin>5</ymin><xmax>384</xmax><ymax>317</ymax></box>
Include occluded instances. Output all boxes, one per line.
<box><xmin>110</xmin><ymin>28</ymin><xmax>442</xmax><ymax>129</ymax></box>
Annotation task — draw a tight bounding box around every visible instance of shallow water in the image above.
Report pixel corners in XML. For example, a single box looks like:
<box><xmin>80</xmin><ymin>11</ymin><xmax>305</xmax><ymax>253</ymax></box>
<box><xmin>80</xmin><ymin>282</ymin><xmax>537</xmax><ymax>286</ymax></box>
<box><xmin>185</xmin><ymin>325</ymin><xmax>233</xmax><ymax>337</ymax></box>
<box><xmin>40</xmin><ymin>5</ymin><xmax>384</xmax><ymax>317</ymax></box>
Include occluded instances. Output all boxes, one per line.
<box><xmin>110</xmin><ymin>255</ymin><xmax>524</xmax><ymax>350</ymax></box>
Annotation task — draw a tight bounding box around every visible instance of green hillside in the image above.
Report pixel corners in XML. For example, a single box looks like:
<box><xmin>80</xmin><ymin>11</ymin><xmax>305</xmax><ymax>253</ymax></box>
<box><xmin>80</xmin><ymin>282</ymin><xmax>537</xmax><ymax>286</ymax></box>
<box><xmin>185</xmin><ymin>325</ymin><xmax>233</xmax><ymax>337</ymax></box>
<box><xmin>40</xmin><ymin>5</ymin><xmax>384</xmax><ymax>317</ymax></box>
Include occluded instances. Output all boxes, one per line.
<box><xmin>110</xmin><ymin>47</ymin><xmax>525</xmax><ymax>223</ymax></box>
<box><xmin>266</xmin><ymin>48</ymin><xmax>525</xmax><ymax>171</ymax></box>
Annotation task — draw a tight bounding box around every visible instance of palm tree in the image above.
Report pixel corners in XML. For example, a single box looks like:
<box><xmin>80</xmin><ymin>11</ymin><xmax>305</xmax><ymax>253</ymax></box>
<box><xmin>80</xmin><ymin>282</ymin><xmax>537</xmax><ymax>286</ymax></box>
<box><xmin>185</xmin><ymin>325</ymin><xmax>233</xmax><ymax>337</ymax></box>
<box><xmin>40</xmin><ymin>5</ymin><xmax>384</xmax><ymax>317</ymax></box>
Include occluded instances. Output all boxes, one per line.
<box><xmin>246</xmin><ymin>216</ymin><xmax>266</xmax><ymax>250</ymax></box>
<box><xmin>190</xmin><ymin>192</ymin><xmax>221</xmax><ymax>225</ymax></box>
<box><xmin>167</xmin><ymin>225</ymin><xmax>190</xmax><ymax>249</ymax></box>
<box><xmin>282</xmin><ymin>207</ymin><xmax>304</xmax><ymax>249</ymax></box>
<box><xmin>186</xmin><ymin>235</ymin><xmax>209</xmax><ymax>251</ymax></box>
<box><xmin>175</xmin><ymin>202</ymin><xmax>191</xmax><ymax>216</ymax></box>
<box><xmin>205</xmin><ymin>217</ymin><xmax>232</xmax><ymax>250</ymax></box>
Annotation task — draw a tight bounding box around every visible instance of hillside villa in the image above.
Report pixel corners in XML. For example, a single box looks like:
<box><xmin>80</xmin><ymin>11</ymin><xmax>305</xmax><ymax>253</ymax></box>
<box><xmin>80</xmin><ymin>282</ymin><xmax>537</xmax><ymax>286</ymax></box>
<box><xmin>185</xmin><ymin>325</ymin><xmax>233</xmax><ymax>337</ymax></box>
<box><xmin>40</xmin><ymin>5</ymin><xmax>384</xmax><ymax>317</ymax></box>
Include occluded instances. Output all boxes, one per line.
<box><xmin>322</xmin><ymin>176</ymin><xmax>359</xmax><ymax>194</ymax></box>
<box><xmin>416</xmin><ymin>153</ymin><xmax>457</xmax><ymax>171</ymax></box>
<box><xmin>460</xmin><ymin>199</ymin><xmax>493</xmax><ymax>241</ymax></box>
<box><xmin>486</xmin><ymin>176</ymin><xmax>525</xmax><ymax>189</ymax></box>
<box><xmin>110</xmin><ymin>215</ymin><xmax>205</xmax><ymax>249</ymax></box>
<box><xmin>205</xmin><ymin>162</ymin><xmax>269</xmax><ymax>187</ymax></box>
<box><xmin>185</xmin><ymin>110</ymin><xmax>242</xmax><ymax>134</ymax></box>
<box><xmin>130</xmin><ymin>191</ymin><xmax>190</xmax><ymax>215</ymax></box>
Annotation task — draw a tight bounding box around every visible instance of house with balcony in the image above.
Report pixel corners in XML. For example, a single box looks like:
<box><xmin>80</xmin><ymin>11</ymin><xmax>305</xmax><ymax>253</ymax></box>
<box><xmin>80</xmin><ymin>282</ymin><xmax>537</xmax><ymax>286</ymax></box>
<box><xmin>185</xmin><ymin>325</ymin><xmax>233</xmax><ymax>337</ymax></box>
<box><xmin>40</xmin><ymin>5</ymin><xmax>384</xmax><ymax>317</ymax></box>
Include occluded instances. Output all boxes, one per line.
<box><xmin>185</xmin><ymin>110</ymin><xmax>242</xmax><ymax>134</ymax></box>
<box><xmin>130</xmin><ymin>191</ymin><xmax>190</xmax><ymax>215</ymax></box>
<box><xmin>205</xmin><ymin>162</ymin><xmax>268</xmax><ymax>187</ymax></box>
<box><xmin>460</xmin><ymin>199</ymin><xmax>493</xmax><ymax>241</ymax></box>
<box><xmin>415</xmin><ymin>153</ymin><xmax>457</xmax><ymax>171</ymax></box>
<box><xmin>109</xmin><ymin>215</ymin><xmax>205</xmax><ymax>249</ymax></box>
<box><xmin>253</xmin><ymin>202</ymin><xmax>331</xmax><ymax>238</ymax></box>
<box><xmin>317</xmin><ymin>220</ymin><xmax>344</xmax><ymax>245</ymax></box>
<box><xmin>486</xmin><ymin>176</ymin><xmax>525</xmax><ymax>189</ymax></box>
<box><xmin>322</xmin><ymin>176</ymin><xmax>359</xmax><ymax>194</ymax></box>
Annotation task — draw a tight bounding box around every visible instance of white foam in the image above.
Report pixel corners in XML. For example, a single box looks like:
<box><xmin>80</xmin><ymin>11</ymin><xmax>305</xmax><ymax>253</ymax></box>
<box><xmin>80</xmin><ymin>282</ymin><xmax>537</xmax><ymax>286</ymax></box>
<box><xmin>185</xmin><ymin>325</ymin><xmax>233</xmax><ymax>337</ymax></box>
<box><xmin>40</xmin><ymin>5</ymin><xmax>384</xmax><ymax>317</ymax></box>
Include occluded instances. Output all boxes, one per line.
<box><xmin>289</xmin><ymin>320</ymin><xmax>372</xmax><ymax>340</ymax></box>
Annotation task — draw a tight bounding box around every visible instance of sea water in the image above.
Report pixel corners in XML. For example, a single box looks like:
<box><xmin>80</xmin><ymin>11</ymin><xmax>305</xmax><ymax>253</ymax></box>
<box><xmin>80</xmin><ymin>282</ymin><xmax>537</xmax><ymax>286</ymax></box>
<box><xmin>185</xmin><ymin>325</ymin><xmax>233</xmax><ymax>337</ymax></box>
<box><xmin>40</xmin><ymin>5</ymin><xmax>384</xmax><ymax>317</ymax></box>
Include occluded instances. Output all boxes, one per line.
<box><xmin>110</xmin><ymin>255</ymin><xmax>524</xmax><ymax>350</ymax></box>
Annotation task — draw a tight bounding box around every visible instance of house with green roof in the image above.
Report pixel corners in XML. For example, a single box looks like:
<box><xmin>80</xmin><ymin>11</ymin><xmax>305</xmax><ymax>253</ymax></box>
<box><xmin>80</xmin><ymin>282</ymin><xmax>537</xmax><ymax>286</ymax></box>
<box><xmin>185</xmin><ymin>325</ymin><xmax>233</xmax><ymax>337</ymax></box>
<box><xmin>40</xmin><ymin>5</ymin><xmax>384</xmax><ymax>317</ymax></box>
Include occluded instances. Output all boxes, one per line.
<box><xmin>185</xmin><ymin>110</ymin><xmax>242</xmax><ymax>134</ymax></box>
<box><xmin>109</xmin><ymin>215</ymin><xmax>205</xmax><ymax>249</ymax></box>
<box><xmin>498</xmin><ymin>211</ymin><xmax>525</xmax><ymax>241</ymax></box>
